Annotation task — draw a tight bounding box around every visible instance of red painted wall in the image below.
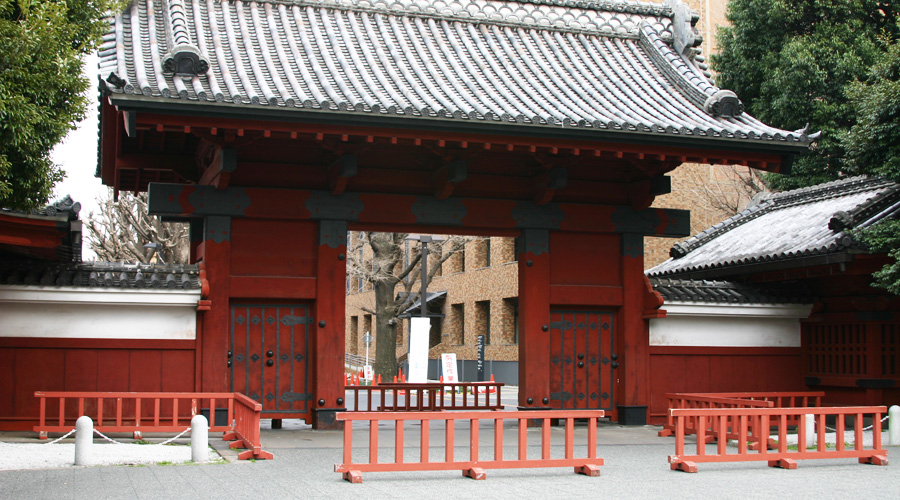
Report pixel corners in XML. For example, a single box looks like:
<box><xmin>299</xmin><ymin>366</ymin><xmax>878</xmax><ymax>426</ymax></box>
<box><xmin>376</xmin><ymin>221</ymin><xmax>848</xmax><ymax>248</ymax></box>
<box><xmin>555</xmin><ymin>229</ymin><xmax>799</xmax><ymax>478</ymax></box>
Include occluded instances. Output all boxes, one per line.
<box><xmin>647</xmin><ymin>346</ymin><xmax>804</xmax><ymax>424</ymax></box>
<box><xmin>0</xmin><ymin>341</ymin><xmax>195</xmax><ymax>429</ymax></box>
<box><xmin>549</xmin><ymin>232</ymin><xmax>621</xmax><ymax>287</ymax></box>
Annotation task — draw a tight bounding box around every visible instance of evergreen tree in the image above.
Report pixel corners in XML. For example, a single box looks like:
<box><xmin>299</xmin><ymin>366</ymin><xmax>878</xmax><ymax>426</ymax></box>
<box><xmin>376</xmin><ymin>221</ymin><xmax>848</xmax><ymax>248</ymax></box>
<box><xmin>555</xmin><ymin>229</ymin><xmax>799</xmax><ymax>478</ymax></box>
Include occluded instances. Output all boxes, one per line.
<box><xmin>0</xmin><ymin>0</ymin><xmax>117</xmax><ymax>210</ymax></box>
<box><xmin>713</xmin><ymin>0</ymin><xmax>899</xmax><ymax>190</ymax></box>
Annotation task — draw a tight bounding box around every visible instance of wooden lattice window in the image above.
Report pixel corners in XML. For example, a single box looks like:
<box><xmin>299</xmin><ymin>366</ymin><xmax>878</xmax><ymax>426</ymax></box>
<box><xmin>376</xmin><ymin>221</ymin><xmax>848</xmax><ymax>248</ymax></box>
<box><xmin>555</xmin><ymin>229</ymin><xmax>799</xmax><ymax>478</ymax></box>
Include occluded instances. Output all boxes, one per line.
<box><xmin>805</xmin><ymin>323</ymin><xmax>867</xmax><ymax>376</ymax></box>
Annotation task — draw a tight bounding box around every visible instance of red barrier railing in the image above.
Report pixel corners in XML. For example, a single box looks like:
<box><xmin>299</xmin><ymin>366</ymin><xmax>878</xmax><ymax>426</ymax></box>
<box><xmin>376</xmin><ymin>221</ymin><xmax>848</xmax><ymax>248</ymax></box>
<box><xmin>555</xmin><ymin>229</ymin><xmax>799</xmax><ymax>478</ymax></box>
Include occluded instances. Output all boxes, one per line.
<box><xmin>668</xmin><ymin>406</ymin><xmax>889</xmax><ymax>472</ymax></box>
<box><xmin>658</xmin><ymin>392</ymin><xmax>825</xmax><ymax>448</ymax></box>
<box><xmin>34</xmin><ymin>391</ymin><xmax>270</xmax><ymax>460</ymax></box>
<box><xmin>223</xmin><ymin>393</ymin><xmax>273</xmax><ymax>460</ymax></box>
<box><xmin>335</xmin><ymin>409</ymin><xmax>604</xmax><ymax>483</ymax></box>
<box><xmin>345</xmin><ymin>382</ymin><xmax>504</xmax><ymax>412</ymax></box>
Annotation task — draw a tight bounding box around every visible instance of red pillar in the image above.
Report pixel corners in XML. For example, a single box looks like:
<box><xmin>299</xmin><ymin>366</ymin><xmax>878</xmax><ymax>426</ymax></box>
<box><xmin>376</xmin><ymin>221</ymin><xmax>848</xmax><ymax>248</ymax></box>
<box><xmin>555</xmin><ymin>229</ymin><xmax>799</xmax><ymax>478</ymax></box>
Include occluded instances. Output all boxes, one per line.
<box><xmin>517</xmin><ymin>229</ymin><xmax>551</xmax><ymax>409</ymax></box>
<box><xmin>198</xmin><ymin>216</ymin><xmax>231</xmax><ymax>392</ymax></box>
<box><xmin>618</xmin><ymin>233</ymin><xmax>649</xmax><ymax>424</ymax></box>
<box><xmin>312</xmin><ymin>221</ymin><xmax>348</xmax><ymax>429</ymax></box>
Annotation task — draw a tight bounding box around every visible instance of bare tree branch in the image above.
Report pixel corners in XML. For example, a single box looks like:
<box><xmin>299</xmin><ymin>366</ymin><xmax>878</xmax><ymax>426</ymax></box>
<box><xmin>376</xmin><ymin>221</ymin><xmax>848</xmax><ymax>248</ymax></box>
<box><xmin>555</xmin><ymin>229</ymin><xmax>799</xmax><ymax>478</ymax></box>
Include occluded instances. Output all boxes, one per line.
<box><xmin>85</xmin><ymin>188</ymin><xmax>190</xmax><ymax>264</ymax></box>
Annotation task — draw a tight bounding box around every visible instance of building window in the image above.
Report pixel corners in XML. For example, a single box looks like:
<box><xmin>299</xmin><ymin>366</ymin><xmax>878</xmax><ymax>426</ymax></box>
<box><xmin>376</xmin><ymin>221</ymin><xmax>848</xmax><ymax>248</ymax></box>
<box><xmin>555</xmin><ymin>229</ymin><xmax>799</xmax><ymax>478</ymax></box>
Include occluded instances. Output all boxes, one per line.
<box><xmin>475</xmin><ymin>300</ymin><xmax>491</xmax><ymax>345</ymax></box>
<box><xmin>429</xmin><ymin>316</ymin><xmax>442</xmax><ymax>348</ymax></box>
<box><xmin>484</xmin><ymin>238</ymin><xmax>491</xmax><ymax>267</ymax></box>
<box><xmin>502</xmin><ymin>297</ymin><xmax>518</xmax><ymax>344</ymax></box>
<box><xmin>450</xmin><ymin>303</ymin><xmax>465</xmax><ymax>345</ymax></box>
<box><xmin>363</xmin><ymin>314</ymin><xmax>372</xmax><ymax>347</ymax></box>
<box><xmin>349</xmin><ymin>316</ymin><xmax>359</xmax><ymax>354</ymax></box>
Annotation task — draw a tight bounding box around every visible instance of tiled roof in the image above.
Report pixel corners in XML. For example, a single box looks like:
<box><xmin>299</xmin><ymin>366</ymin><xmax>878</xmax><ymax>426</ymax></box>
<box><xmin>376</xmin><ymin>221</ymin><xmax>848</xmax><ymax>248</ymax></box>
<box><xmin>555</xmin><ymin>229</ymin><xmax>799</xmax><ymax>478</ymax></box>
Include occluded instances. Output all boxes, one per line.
<box><xmin>0</xmin><ymin>195</ymin><xmax>81</xmax><ymax>221</ymax></box>
<box><xmin>0</xmin><ymin>196</ymin><xmax>83</xmax><ymax>263</ymax></box>
<box><xmin>650</xmin><ymin>278</ymin><xmax>812</xmax><ymax>304</ymax></box>
<box><xmin>97</xmin><ymin>0</ymin><xmax>813</xmax><ymax>146</ymax></box>
<box><xmin>0</xmin><ymin>262</ymin><xmax>201</xmax><ymax>289</ymax></box>
<box><xmin>647</xmin><ymin>176</ymin><xmax>900</xmax><ymax>278</ymax></box>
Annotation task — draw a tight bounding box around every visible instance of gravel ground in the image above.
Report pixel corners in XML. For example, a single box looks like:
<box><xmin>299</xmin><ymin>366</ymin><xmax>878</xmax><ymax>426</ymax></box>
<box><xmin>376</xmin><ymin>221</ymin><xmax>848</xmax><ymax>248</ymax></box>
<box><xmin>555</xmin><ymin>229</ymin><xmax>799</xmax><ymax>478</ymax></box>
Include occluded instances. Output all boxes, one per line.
<box><xmin>0</xmin><ymin>441</ymin><xmax>197</xmax><ymax>471</ymax></box>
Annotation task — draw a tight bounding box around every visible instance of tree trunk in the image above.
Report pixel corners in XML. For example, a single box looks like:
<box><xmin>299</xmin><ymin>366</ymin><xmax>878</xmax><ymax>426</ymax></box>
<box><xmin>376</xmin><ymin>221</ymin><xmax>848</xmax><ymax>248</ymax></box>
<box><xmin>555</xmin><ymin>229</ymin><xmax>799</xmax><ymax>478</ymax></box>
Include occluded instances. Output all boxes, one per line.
<box><xmin>372</xmin><ymin>280</ymin><xmax>399</xmax><ymax>379</ymax></box>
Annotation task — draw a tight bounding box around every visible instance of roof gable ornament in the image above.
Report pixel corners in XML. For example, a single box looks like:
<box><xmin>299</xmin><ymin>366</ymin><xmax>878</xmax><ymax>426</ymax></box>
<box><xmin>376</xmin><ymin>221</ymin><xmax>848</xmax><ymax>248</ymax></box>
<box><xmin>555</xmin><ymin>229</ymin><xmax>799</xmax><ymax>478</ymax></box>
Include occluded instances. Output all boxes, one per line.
<box><xmin>704</xmin><ymin>89</ymin><xmax>744</xmax><ymax>118</ymax></box>
<box><xmin>668</xmin><ymin>0</ymin><xmax>697</xmax><ymax>56</ymax></box>
<box><xmin>162</xmin><ymin>0</ymin><xmax>209</xmax><ymax>76</ymax></box>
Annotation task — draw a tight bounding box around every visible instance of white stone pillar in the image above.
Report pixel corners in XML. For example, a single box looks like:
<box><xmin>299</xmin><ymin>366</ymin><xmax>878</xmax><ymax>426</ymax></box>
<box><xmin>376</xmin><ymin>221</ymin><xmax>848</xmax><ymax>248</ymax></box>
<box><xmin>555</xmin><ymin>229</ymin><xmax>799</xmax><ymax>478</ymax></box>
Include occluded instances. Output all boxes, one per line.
<box><xmin>191</xmin><ymin>414</ymin><xmax>209</xmax><ymax>463</ymax></box>
<box><xmin>889</xmin><ymin>405</ymin><xmax>900</xmax><ymax>446</ymax></box>
<box><xmin>74</xmin><ymin>416</ymin><xmax>93</xmax><ymax>466</ymax></box>
<box><xmin>804</xmin><ymin>414</ymin><xmax>815</xmax><ymax>449</ymax></box>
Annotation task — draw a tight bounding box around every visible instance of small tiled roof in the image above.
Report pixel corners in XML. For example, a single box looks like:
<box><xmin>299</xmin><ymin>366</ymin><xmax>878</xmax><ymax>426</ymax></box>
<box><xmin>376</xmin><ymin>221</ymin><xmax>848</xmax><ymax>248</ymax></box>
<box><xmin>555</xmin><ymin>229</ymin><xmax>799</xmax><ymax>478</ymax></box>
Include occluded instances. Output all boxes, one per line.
<box><xmin>98</xmin><ymin>0</ymin><xmax>813</xmax><ymax>147</ymax></box>
<box><xmin>647</xmin><ymin>176</ymin><xmax>900</xmax><ymax>278</ymax></box>
<box><xmin>0</xmin><ymin>262</ymin><xmax>201</xmax><ymax>289</ymax></box>
<box><xmin>0</xmin><ymin>196</ymin><xmax>83</xmax><ymax>263</ymax></box>
<box><xmin>0</xmin><ymin>195</ymin><xmax>81</xmax><ymax>221</ymax></box>
<box><xmin>650</xmin><ymin>278</ymin><xmax>812</xmax><ymax>304</ymax></box>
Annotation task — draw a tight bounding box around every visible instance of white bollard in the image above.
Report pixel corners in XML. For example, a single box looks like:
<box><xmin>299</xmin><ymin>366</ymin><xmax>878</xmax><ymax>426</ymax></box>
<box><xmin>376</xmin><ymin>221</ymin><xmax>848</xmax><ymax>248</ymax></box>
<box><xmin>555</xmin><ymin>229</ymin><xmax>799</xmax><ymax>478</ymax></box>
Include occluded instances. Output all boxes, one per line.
<box><xmin>191</xmin><ymin>414</ymin><xmax>209</xmax><ymax>463</ymax></box>
<box><xmin>804</xmin><ymin>414</ymin><xmax>816</xmax><ymax>449</ymax></box>
<box><xmin>74</xmin><ymin>416</ymin><xmax>93</xmax><ymax>466</ymax></box>
<box><xmin>889</xmin><ymin>405</ymin><xmax>900</xmax><ymax>446</ymax></box>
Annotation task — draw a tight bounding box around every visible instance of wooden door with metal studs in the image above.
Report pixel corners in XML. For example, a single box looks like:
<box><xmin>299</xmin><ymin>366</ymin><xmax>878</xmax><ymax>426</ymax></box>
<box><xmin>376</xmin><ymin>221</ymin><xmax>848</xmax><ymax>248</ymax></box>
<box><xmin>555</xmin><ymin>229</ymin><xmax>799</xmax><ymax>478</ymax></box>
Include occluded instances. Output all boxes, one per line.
<box><xmin>229</xmin><ymin>304</ymin><xmax>312</xmax><ymax>417</ymax></box>
<box><xmin>548</xmin><ymin>311</ymin><xmax>617</xmax><ymax>411</ymax></box>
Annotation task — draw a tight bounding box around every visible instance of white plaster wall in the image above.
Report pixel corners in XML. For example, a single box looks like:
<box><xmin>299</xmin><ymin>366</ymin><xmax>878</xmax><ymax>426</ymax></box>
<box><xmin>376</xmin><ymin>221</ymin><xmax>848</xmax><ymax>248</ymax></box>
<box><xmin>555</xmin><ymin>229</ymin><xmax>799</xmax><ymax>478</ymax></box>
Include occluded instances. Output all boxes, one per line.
<box><xmin>649</xmin><ymin>302</ymin><xmax>813</xmax><ymax>348</ymax></box>
<box><xmin>0</xmin><ymin>286</ymin><xmax>199</xmax><ymax>340</ymax></box>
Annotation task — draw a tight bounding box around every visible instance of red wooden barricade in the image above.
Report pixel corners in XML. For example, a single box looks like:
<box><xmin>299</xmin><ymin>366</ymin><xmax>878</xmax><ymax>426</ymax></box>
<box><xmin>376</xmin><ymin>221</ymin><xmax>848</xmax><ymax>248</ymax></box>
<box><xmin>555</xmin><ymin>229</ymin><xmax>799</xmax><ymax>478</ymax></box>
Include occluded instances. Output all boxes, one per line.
<box><xmin>668</xmin><ymin>406</ymin><xmax>889</xmax><ymax>472</ymax></box>
<box><xmin>658</xmin><ymin>393</ymin><xmax>773</xmax><ymax>441</ymax></box>
<box><xmin>335</xmin><ymin>409</ymin><xmax>604</xmax><ymax>483</ymax></box>
<box><xmin>223</xmin><ymin>393</ymin><xmax>273</xmax><ymax>460</ymax></box>
<box><xmin>346</xmin><ymin>382</ymin><xmax>504</xmax><ymax>412</ymax></box>
<box><xmin>658</xmin><ymin>392</ymin><xmax>825</xmax><ymax>447</ymax></box>
<box><xmin>34</xmin><ymin>391</ymin><xmax>235</xmax><ymax>439</ymax></box>
<box><xmin>34</xmin><ymin>391</ymin><xmax>271</xmax><ymax>460</ymax></box>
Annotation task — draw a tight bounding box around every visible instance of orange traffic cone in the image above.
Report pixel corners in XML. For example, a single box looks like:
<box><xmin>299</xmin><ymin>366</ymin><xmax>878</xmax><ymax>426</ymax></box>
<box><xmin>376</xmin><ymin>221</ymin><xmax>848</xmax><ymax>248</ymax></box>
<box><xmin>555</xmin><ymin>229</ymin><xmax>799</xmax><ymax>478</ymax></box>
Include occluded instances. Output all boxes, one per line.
<box><xmin>489</xmin><ymin>374</ymin><xmax>496</xmax><ymax>393</ymax></box>
<box><xmin>377</xmin><ymin>374</ymin><xmax>382</xmax><ymax>385</ymax></box>
<box><xmin>401</xmin><ymin>370</ymin><xmax>407</xmax><ymax>383</ymax></box>
<box><xmin>393</xmin><ymin>375</ymin><xmax>398</xmax><ymax>383</ymax></box>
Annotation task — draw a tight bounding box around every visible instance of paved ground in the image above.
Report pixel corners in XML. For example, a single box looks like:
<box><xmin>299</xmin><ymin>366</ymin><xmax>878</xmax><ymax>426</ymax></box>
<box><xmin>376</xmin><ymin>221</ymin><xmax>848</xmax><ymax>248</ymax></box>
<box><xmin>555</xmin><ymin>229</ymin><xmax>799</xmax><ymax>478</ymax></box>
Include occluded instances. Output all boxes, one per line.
<box><xmin>1</xmin><ymin>388</ymin><xmax>897</xmax><ymax>500</ymax></box>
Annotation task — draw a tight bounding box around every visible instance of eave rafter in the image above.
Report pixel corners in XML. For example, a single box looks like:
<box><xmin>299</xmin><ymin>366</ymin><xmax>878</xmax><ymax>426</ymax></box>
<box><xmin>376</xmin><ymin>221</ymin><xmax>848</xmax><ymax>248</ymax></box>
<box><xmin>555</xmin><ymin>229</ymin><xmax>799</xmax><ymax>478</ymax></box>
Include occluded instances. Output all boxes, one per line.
<box><xmin>101</xmin><ymin>105</ymin><xmax>792</xmax><ymax>191</ymax></box>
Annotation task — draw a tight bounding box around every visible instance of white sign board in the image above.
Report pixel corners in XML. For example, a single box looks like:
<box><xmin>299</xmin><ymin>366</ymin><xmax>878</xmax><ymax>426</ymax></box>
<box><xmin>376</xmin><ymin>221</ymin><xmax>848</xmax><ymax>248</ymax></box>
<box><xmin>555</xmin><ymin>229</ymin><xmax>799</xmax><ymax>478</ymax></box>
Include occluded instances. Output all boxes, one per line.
<box><xmin>363</xmin><ymin>365</ymin><xmax>374</xmax><ymax>381</ymax></box>
<box><xmin>440</xmin><ymin>353</ymin><xmax>458</xmax><ymax>383</ymax></box>
<box><xmin>407</xmin><ymin>317</ymin><xmax>431</xmax><ymax>383</ymax></box>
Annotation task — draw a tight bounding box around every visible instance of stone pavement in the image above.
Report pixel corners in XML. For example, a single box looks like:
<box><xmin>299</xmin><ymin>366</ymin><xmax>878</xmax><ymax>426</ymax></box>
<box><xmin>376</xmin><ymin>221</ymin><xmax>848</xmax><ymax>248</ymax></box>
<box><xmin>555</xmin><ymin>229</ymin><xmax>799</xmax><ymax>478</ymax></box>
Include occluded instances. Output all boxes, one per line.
<box><xmin>1</xmin><ymin>390</ymin><xmax>897</xmax><ymax>500</ymax></box>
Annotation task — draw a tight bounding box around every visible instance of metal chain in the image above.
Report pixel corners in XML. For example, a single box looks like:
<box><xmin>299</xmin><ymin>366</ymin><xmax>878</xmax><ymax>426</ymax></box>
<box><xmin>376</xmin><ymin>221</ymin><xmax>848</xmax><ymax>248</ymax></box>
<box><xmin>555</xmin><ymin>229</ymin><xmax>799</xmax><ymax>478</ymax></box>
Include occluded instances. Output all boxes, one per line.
<box><xmin>41</xmin><ymin>427</ymin><xmax>193</xmax><ymax>446</ymax></box>
<box><xmin>93</xmin><ymin>429</ymin><xmax>125</xmax><ymax>444</ymax></box>
<box><xmin>155</xmin><ymin>427</ymin><xmax>191</xmax><ymax>445</ymax></box>
<box><xmin>41</xmin><ymin>429</ymin><xmax>76</xmax><ymax>445</ymax></box>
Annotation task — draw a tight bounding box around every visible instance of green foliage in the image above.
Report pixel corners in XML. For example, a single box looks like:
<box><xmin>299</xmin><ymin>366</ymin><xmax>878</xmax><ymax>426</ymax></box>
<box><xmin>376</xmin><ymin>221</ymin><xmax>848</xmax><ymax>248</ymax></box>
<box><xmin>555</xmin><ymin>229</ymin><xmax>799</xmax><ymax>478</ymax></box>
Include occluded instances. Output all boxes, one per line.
<box><xmin>856</xmin><ymin>219</ymin><xmax>900</xmax><ymax>294</ymax></box>
<box><xmin>845</xmin><ymin>34</ymin><xmax>900</xmax><ymax>293</ymax></box>
<box><xmin>713</xmin><ymin>0</ymin><xmax>900</xmax><ymax>190</ymax></box>
<box><xmin>0</xmin><ymin>0</ymin><xmax>116</xmax><ymax>210</ymax></box>
<box><xmin>844</xmin><ymin>43</ymin><xmax>900</xmax><ymax>181</ymax></box>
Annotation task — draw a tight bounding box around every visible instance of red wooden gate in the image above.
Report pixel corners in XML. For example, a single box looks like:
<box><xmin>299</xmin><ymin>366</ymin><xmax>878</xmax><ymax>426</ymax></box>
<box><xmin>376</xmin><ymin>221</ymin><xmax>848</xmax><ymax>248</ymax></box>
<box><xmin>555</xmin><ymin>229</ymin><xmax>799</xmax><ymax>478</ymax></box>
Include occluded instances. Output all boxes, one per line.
<box><xmin>230</xmin><ymin>304</ymin><xmax>312</xmax><ymax>418</ymax></box>
<box><xmin>548</xmin><ymin>311</ymin><xmax>616</xmax><ymax>410</ymax></box>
